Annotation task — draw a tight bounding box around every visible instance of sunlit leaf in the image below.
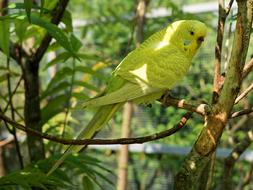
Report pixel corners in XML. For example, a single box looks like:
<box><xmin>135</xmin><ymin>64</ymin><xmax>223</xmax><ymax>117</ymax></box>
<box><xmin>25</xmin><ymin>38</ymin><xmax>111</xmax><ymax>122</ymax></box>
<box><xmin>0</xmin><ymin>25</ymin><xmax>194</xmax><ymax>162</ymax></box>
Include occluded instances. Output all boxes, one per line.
<box><xmin>30</xmin><ymin>15</ymin><xmax>74</xmax><ymax>54</ymax></box>
<box><xmin>14</xmin><ymin>18</ymin><xmax>29</xmax><ymax>42</ymax></box>
<box><xmin>0</xmin><ymin>19</ymin><xmax>10</xmax><ymax>57</ymax></box>
<box><xmin>82</xmin><ymin>176</ymin><xmax>94</xmax><ymax>190</ymax></box>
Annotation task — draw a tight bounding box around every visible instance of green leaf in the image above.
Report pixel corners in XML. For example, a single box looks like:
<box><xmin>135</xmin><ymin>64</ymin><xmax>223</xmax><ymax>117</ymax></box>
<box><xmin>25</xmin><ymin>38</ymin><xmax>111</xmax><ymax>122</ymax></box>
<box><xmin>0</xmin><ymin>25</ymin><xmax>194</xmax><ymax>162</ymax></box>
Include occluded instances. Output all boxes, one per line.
<box><xmin>30</xmin><ymin>15</ymin><xmax>74</xmax><ymax>54</ymax></box>
<box><xmin>44</xmin><ymin>52</ymin><xmax>71</xmax><ymax>70</ymax></box>
<box><xmin>14</xmin><ymin>18</ymin><xmax>29</xmax><ymax>42</ymax></box>
<box><xmin>41</xmin><ymin>81</ymin><xmax>70</xmax><ymax>100</ymax></box>
<box><xmin>0</xmin><ymin>19</ymin><xmax>10</xmax><ymax>57</ymax></box>
<box><xmin>75</xmin><ymin>66</ymin><xmax>108</xmax><ymax>81</ymax></box>
<box><xmin>62</xmin><ymin>10</ymin><xmax>73</xmax><ymax>32</ymax></box>
<box><xmin>0</xmin><ymin>168</ymin><xmax>68</xmax><ymax>189</ymax></box>
<box><xmin>70</xmin><ymin>33</ymin><xmax>82</xmax><ymax>52</ymax></box>
<box><xmin>24</xmin><ymin>0</ymin><xmax>33</xmax><ymax>22</ymax></box>
<box><xmin>0</xmin><ymin>74</ymin><xmax>8</xmax><ymax>84</ymax></box>
<box><xmin>74</xmin><ymin>81</ymin><xmax>100</xmax><ymax>92</ymax></box>
<box><xmin>40</xmin><ymin>95</ymin><xmax>68</xmax><ymax>127</ymax></box>
<box><xmin>40</xmin><ymin>0</ymin><xmax>45</xmax><ymax>15</ymax></box>
<box><xmin>72</xmin><ymin>92</ymin><xmax>89</xmax><ymax>101</ymax></box>
<box><xmin>82</xmin><ymin>176</ymin><xmax>94</xmax><ymax>190</ymax></box>
<box><xmin>45</xmin><ymin>67</ymin><xmax>73</xmax><ymax>91</ymax></box>
<box><xmin>65</xmin><ymin>158</ymin><xmax>103</xmax><ymax>189</ymax></box>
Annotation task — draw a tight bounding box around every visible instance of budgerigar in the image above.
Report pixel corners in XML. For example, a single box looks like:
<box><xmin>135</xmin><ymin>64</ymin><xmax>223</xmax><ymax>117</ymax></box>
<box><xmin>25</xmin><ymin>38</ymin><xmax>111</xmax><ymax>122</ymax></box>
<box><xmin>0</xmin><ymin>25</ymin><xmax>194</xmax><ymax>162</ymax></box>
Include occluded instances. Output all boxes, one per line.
<box><xmin>47</xmin><ymin>20</ymin><xmax>207</xmax><ymax>175</ymax></box>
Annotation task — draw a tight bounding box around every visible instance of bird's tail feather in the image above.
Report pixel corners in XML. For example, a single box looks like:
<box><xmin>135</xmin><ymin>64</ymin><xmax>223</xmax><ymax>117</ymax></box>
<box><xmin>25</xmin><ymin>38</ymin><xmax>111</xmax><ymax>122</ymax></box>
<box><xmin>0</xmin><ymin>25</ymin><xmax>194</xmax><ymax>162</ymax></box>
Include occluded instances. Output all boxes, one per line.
<box><xmin>47</xmin><ymin>103</ymin><xmax>123</xmax><ymax>176</ymax></box>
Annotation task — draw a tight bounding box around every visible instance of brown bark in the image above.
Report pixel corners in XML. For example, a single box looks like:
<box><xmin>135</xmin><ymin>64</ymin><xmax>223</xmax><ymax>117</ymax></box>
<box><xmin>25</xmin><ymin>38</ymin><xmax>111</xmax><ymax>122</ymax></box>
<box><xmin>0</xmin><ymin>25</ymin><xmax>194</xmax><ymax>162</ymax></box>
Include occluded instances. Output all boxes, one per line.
<box><xmin>174</xmin><ymin>0</ymin><xmax>253</xmax><ymax>189</ymax></box>
<box><xmin>21</xmin><ymin>0</ymin><xmax>70</xmax><ymax>162</ymax></box>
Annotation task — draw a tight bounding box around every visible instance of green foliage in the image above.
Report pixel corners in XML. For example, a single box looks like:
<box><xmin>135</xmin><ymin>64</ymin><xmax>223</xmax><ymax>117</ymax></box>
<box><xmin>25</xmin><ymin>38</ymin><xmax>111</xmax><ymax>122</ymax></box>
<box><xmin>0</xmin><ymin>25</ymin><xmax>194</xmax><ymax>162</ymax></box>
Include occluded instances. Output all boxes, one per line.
<box><xmin>24</xmin><ymin>0</ymin><xmax>33</xmax><ymax>22</ymax></box>
<box><xmin>0</xmin><ymin>168</ymin><xmax>69</xmax><ymax>189</ymax></box>
<box><xmin>30</xmin><ymin>15</ymin><xmax>75</xmax><ymax>54</ymax></box>
<box><xmin>0</xmin><ymin>19</ymin><xmax>10</xmax><ymax>57</ymax></box>
<box><xmin>0</xmin><ymin>153</ymin><xmax>113</xmax><ymax>190</ymax></box>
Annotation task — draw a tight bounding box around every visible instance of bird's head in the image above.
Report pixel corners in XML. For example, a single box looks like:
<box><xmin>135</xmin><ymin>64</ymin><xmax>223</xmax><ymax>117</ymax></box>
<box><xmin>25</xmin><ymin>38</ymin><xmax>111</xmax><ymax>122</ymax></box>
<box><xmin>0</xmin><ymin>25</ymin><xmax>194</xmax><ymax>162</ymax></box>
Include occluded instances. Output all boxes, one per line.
<box><xmin>165</xmin><ymin>20</ymin><xmax>207</xmax><ymax>59</ymax></box>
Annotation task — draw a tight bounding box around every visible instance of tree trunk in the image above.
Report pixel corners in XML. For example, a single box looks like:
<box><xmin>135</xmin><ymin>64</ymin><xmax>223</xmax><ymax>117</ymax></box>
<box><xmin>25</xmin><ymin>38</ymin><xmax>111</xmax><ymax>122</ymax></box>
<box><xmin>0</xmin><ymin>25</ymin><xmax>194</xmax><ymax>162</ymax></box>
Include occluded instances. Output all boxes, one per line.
<box><xmin>174</xmin><ymin>0</ymin><xmax>253</xmax><ymax>189</ymax></box>
<box><xmin>23</xmin><ymin>60</ymin><xmax>45</xmax><ymax>162</ymax></box>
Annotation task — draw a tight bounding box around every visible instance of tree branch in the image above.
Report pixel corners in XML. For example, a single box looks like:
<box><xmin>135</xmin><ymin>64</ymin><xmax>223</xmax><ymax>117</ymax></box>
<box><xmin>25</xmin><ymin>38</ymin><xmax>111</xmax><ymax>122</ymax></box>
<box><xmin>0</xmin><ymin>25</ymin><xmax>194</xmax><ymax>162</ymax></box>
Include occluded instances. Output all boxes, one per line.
<box><xmin>235</xmin><ymin>82</ymin><xmax>253</xmax><ymax>104</ymax></box>
<box><xmin>175</xmin><ymin>1</ymin><xmax>253</xmax><ymax>189</ymax></box>
<box><xmin>161</xmin><ymin>95</ymin><xmax>211</xmax><ymax>116</ymax></box>
<box><xmin>0</xmin><ymin>112</ymin><xmax>191</xmax><ymax>145</ymax></box>
<box><xmin>212</xmin><ymin>0</ymin><xmax>234</xmax><ymax>103</ymax></box>
<box><xmin>30</xmin><ymin>0</ymin><xmax>69</xmax><ymax>64</ymax></box>
<box><xmin>231</xmin><ymin>107</ymin><xmax>253</xmax><ymax>118</ymax></box>
<box><xmin>242</xmin><ymin>57</ymin><xmax>253</xmax><ymax>79</ymax></box>
<box><xmin>221</xmin><ymin>128</ymin><xmax>253</xmax><ymax>189</ymax></box>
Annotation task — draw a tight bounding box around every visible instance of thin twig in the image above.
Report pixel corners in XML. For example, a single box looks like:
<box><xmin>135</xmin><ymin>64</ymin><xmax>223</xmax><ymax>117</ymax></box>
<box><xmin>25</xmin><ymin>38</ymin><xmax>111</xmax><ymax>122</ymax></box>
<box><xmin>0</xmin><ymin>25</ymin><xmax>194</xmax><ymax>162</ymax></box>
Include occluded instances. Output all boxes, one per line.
<box><xmin>222</xmin><ymin>128</ymin><xmax>253</xmax><ymax>189</ymax></box>
<box><xmin>212</xmin><ymin>0</ymin><xmax>234</xmax><ymax>104</ymax></box>
<box><xmin>226</xmin><ymin>0</ymin><xmax>234</xmax><ymax>15</ymax></box>
<box><xmin>31</xmin><ymin>0</ymin><xmax>69</xmax><ymax>64</ymax></box>
<box><xmin>3</xmin><ymin>76</ymin><xmax>23</xmax><ymax>113</ymax></box>
<box><xmin>242</xmin><ymin>58</ymin><xmax>253</xmax><ymax>79</ymax></box>
<box><xmin>61</xmin><ymin>58</ymin><xmax>76</xmax><ymax>138</ymax></box>
<box><xmin>212</xmin><ymin>0</ymin><xmax>226</xmax><ymax>103</ymax></box>
<box><xmin>231</xmin><ymin>107</ymin><xmax>253</xmax><ymax>118</ymax></box>
<box><xmin>6</xmin><ymin>58</ymin><xmax>24</xmax><ymax>169</ymax></box>
<box><xmin>0</xmin><ymin>112</ymin><xmax>191</xmax><ymax>145</ymax></box>
<box><xmin>235</xmin><ymin>83</ymin><xmax>253</xmax><ymax>104</ymax></box>
<box><xmin>161</xmin><ymin>95</ymin><xmax>211</xmax><ymax>116</ymax></box>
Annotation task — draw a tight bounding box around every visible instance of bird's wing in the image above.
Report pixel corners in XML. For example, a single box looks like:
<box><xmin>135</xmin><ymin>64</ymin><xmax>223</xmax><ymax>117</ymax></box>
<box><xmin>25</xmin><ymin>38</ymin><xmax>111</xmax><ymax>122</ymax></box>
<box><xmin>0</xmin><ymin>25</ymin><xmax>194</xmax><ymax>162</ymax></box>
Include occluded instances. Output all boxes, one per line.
<box><xmin>114</xmin><ymin>43</ymin><xmax>190</xmax><ymax>89</ymax></box>
<box><xmin>82</xmin><ymin>81</ymin><xmax>163</xmax><ymax>108</ymax></box>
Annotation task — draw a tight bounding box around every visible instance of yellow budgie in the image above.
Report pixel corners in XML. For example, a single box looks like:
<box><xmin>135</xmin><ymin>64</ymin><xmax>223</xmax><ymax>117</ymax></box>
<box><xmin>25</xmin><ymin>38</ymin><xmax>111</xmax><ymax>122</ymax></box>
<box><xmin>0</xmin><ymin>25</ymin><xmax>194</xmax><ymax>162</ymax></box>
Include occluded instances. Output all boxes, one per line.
<box><xmin>47</xmin><ymin>20</ymin><xmax>207</xmax><ymax>175</ymax></box>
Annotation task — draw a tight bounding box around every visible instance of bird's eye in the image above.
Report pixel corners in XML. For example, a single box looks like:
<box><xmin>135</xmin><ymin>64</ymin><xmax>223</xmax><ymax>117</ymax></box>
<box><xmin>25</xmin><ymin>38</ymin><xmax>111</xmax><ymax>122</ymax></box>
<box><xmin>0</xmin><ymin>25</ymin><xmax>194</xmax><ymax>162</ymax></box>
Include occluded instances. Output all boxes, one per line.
<box><xmin>190</xmin><ymin>31</ymin><xmax>194</xmax><ymax>35</ymax></box>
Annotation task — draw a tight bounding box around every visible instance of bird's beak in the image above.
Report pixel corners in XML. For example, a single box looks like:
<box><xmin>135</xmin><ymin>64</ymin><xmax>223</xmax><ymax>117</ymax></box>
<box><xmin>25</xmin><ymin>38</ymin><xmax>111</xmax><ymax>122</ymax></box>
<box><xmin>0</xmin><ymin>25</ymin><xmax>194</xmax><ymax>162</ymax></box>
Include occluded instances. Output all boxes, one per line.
<box><xmin>197</xmin><ymin>36</ymin><xmax>204</xmax><ymax>44</ymax></box>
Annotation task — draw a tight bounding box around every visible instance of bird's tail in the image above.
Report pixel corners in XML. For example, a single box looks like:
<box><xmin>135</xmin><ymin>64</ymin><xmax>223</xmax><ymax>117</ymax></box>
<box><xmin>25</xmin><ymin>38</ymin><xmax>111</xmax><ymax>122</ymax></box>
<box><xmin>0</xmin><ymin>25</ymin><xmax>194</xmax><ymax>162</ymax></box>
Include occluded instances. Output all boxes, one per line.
<box><xmin>47</xmin><ymin>103</ymin><xmax>123</xmax><ymax>176</ymax></box>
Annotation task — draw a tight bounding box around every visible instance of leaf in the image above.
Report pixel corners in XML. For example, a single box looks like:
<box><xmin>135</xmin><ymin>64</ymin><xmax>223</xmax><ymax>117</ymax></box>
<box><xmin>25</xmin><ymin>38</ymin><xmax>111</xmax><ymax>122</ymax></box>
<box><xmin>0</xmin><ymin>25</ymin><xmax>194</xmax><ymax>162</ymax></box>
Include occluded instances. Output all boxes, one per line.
<box><xmin>72</xmin><ymin>92</ymin><xmax>89</xmax><ymax>101</ymax></box>
<box><xmin>74</xmin><ymin>81</ymin><xmax>100</xmax><ymax>92</ymax></box>
<box><xmin>41</xmin><ymin>81</ymin><xmax>70</xmax><ymax>100</ymax></box>
<box><xmin>7</xmin><ymin>3</ymin><xmax>50</xmax><ymax>13</ymax></box>
<box><xmin>15</xmin><ymin>18</ymin><xmax>29</xmax><ymax>42</ymax></box>
<box><xmin>43</xmin><ymin>52</ymin><xmax>71</xmax><ymax>70</ymax></box>
<box><xmin>70</xmin><ymin>33</ymin><xmax>82</xmax><ymax>52</ymax></box>
<box><xmin>0</xmin><ymin>19</ymin><xmax>10</xmax><ymax>57</ymax></box>
<box><xmin>75</xmin><ymin>66</ymin><xmax>108</xmax><ymax>81</ymax></box>
<box><xmin>40</xmin><ymin>0</ymin><xmax>45</xmax><ymax>15</ymax></box>
<box><xmin>45</xmin><ymin>67</ymin><xmax>73</xmax><ymax>91</ymax></box>
<box><xmin>0</xmin><ymin>168</ymin><xmax>69</xmax><ymax>189</ymax></box>
<box><xmin>30</xmin><ymin>15</ymin><xmax>74</xmax><ymax>54</ymax></box>
<box><xmin>40</xmin><ymin>95</ymin><xmax>68</xmax><ymax>127</ymax></box>
<box><xmin>0</xmin><ymin>74</ymin><xmax>8</xmax><ymax>84</ymax></box>
<box><xmin>24</xmin><ymin>0</ymin><xmax>33</xmax><ymax>22</ymax></box>
<box><xmin>65</xmin><ymin>158</ymin><xmax>104</xmax><ymax>189</ymax></box>
<box><xmin>65</xmin><ymin>154</ymin><xmax>114</xmax><ymax>188</ymax></box>
<box><xmin>82</xmin><ymin>176</ymin><xmax>94</xmax><ymax>190</ymax></box>
<box><xmin>62</xmin><ymin>10</ymin><xmax>73</xmax><ymax>32</ymax></box>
